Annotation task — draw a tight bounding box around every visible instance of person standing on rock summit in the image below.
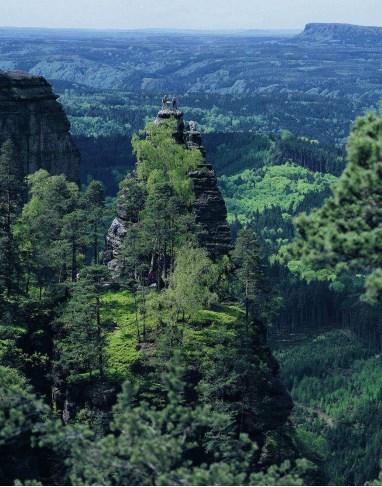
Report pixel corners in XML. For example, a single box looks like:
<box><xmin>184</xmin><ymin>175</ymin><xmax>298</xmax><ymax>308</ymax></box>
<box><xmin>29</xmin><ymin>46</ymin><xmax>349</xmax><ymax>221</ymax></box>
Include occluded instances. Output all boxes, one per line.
<box><xmin>162</xmin><ymin>94</ymin><xmax>168</xmax><ymax>109</ymax></box>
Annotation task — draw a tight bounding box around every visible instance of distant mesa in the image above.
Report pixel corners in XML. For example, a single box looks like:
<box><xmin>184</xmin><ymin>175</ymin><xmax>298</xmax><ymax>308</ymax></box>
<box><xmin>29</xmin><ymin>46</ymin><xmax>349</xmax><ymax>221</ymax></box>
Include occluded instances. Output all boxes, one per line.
<box><xmin>298</xmin><ymin>22</ymin><xmax>382</xmax><ymax>44</ymax></box>
<box><xmin>0</xmin><ymin>70</ymin><xmax>80</xmax><ymax>183</ymax></box>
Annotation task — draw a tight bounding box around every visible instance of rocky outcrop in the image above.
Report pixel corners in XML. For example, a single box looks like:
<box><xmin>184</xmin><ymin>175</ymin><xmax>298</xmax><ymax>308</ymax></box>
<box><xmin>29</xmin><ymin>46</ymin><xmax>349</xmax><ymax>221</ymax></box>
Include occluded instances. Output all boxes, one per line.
<box><xmin>189</xmin><ymin>162</ymin><xmax>232</xmax><ymax>258</ymax></box>
<box><xmin>103</xmin><ymin>216</ymin><xmax>127</xmax><ymax>276</ymax></box>
<box><xmin>105</xmin><ymin>103</ymin><xmax>232</xmax><ymax>273</ymax></box>
<box><xmin>0</xmin><ymin>70</ymin><xmax>80</xmax><ymax>182</ymax></box>
<box><xmin>298</xmin><ymin>23</ymin><xmax>382</xmax><ymax>45</ymax></box>
<box><xmin>158</xmin><ymin>106</ymin><xmax>233</xmax><ymax>260</ymax></box>
<box><xmin>103</xmin><ymin>181</ymin><xmax>145</xmax><ymax>275</ymax></box>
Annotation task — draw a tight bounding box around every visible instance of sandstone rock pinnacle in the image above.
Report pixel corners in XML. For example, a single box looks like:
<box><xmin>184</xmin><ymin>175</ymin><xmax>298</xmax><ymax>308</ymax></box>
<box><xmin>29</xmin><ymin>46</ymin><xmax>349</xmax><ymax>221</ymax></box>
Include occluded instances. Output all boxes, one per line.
<box><xmin>0</xmin><ymin>70</ymin><xmax>80</xmax><ymax>183</ymax></box>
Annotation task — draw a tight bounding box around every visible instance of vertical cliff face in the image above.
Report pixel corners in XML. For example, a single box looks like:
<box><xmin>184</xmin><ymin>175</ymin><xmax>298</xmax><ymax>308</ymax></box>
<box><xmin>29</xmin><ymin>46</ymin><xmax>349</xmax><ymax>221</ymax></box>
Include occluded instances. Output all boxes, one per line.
<box><xmin>184</xmin><ymin>124</ymin><xmax>233</xmax><ymax>259</ymax></box>
<box><xmin>155</xmin><ymin>106</ymin><xmax>232</xmax><ymax>259</ymax></box>
<box><xmin>0</xmin><ymin>71</ymin><xmax>80</xmax><ymax>182</ymax></box>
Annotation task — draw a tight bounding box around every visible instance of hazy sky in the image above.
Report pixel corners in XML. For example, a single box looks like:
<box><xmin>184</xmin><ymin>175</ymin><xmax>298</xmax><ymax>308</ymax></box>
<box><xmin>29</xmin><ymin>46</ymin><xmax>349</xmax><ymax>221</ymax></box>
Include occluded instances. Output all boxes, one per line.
<box><xmin>1</xmin><ymin>0</ymin><xmax>382</xmax><ymax>31</ymax></box>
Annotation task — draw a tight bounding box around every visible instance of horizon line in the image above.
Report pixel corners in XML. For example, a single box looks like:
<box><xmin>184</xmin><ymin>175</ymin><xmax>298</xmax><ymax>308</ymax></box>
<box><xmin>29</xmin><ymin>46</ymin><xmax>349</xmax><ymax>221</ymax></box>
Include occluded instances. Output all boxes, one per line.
<box><xmin>0</xmin><ymin>22</ymin><xmax>381</xmax><ymax>35</ymax></box>
<box><xmin>0</xmin><ymin>25</ymin><xmax>301</xmax><ymax>33</ymax></box>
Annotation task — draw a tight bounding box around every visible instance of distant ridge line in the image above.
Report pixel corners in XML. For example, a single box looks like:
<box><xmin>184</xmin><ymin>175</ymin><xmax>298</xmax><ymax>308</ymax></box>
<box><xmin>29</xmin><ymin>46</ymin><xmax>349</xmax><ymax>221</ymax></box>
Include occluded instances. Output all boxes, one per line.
<box><xmin>298</xmin><ymin>22</ymin><xmax>382</xmax><ymax>44</ymax></box>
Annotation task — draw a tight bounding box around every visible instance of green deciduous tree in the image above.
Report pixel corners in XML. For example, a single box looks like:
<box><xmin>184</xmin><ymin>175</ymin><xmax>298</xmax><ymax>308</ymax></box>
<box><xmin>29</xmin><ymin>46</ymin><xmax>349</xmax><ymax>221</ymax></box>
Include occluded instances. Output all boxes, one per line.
<box><xmin>132</xmin><ymin>120</ymin><xmax>202</xmax><ymax>205</ymax></box>
<box><xmin>18</xmin><ymin>170</ymin><xmax>103</xmax><ymax>295</ymax></box>
<box><xmin>163</xmin><ymin>243</ymin><xmax>217</xmax><ymax>322</ymax></box>
<box><xmin>19</xmin><ymin>170</ymin><xmax>80</xmax><ymax>294</ymax></box>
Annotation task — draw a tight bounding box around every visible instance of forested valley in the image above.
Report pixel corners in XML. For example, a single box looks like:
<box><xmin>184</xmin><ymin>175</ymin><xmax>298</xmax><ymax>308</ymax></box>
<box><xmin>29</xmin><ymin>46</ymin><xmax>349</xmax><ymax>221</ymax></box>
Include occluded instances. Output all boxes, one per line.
<box><xmin>2</xmin><ymin>23</ymin><xmax>382</xmax><ymax>486</ymax></box>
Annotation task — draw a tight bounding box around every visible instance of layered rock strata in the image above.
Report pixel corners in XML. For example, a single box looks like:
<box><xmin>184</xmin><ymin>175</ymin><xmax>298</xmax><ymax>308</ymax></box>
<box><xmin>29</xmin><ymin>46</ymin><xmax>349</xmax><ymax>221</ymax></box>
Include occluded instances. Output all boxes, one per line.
<box><xmin>0</xmin><ymin>70</ymin><xmax>80</xmax><ymax>182</ymax></box>
<box><xmin>156</xmin><ymin>107</ymin><xmax>232</xmax><ymax>259</ymax></box>
<box><xmin>185</xmin><ymin>123</ymin><xmax>232</xmax><ymax>259</ymax></box>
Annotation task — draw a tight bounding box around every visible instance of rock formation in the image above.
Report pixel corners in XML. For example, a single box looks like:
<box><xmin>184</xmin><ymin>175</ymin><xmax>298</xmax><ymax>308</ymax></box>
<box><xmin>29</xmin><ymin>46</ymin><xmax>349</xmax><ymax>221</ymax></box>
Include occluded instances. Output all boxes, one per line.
<box><xmin>156</xmin><ymin>106</ymin><xmax>232</xmax><ymax>259</ymax></box>
<box><xmin>298</xmin><ymin>23</ymin><xmax>382</xmax><ymax>45</ymax></box>
<box><xmin>103</xmin><ymin>102</ymin><xmax>297</xmax><ymax>468</ymax></box>
<box><xmin>185</xmin><ymin>126</ymin><xmax>233</xmax><ymax>259</ymax></box>
<box><xmin>104</xmin><ymin>102</ymin><xmax>232</xmax><ymax>272</ymax></box>
<box><xmin>0</xmin><ymin>70</ymin><xmax>80</xmax><ymax>182</ymax></box>
<box><xmin>103</xmin><ymin>182</ymin><xmax>145</xmax><ymax>275</ymax></box>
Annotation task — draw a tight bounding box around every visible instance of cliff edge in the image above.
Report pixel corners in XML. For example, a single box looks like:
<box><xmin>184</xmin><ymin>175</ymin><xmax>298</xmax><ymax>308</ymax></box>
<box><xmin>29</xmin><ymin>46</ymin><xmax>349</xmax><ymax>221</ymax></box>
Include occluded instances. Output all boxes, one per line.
<box><xmin>0</xmin><ymin>70</ymin><xmax>80</xmax><ymax>182</ymax></box>
<box><xmin>298</xmin><ymin>23</ymin><xmax>382</xmax><ymax>44</ymax></box>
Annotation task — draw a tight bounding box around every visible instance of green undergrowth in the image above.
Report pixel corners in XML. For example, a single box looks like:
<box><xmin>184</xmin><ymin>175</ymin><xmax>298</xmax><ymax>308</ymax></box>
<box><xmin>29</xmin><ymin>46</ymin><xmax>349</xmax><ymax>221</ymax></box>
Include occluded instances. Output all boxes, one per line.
<box><xmin>183</xmin><ymin>305</ymin><xmax>245</xmax><ymax>360</ymax></box>
<box><xmin>102</xmin><ymin>290</ymin><xmax>245</xmax><ymax>381</ymax></box>
<box><xmin>101</xmin><ymin>290</ymin><xmax>139</xmax><ymax>380</ymax></box>
<box><xmin>220</xmin><ymin>163</ymin><xmax>336</xmax><ymax>225</ymax></box>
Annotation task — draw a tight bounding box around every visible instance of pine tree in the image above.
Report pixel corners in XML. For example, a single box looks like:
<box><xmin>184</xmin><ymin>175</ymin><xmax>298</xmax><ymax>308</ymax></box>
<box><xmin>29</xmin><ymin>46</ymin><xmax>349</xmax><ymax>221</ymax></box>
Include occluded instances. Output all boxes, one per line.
<box><xmin>55</xmin><ymin>265</ymin><xmax>110</xmax><ymax>380</ymax></box>
<box><xmin>232</xmin><ymin>229</ymin><xmax>269</xmax><ymax>329</ymax></box>
<box><xmin>83</xmin><ymin>180</ymin><xmax>106</xmax><ymax>264</ymax></box>
<box><xmin>60</xmin><ymin>209</ymin><xmax>90</xmax><ymax>282</ymax></box>
<box><xmin>19</xmin><ymin>170</ymin><xmax>85</xmax><ymax>294</ymax></box>
<box><xmin>0</xmin><ymin>366</ymin><xmax>51</xmax><ymax>484</ymax></box>
<box><xmin>280</xmin><ymin>111</ymin><xmax>382</xmax><ymax>303</ymax></box>
<box><xmin>66</xmin><ymin>357</ymin><xmax>305</xmax><ymax>486</ymax></box>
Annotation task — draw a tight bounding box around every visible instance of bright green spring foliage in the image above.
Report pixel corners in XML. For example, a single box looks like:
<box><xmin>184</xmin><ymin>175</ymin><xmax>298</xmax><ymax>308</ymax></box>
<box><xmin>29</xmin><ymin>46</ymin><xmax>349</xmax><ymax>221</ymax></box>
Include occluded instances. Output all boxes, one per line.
<box><xmin>220</xmin><ymin>162</ymin><xmax>336</xmax><ymax>225</ymax></box>
<box><xmin>279</xmin><ymin>112</ymin><xmax>382</xmax><ymax>302</ymax></box>
<box><xmin>16</xmin><ymin>170</ymin><xmax>107</xmax><ymax>294</ymax></box>
<box><xmin>161</xmin><ymin>244</ymin><xmax>218</xmax><ymax>321</ymax></box>
<box><xmin>132</xmin><ymin>120</ymin><xmax>202</xmax><ymax>205</ymax></box>
<box><xmin>103</xmin><ymin>243</ymin><xmax>219</xmax><ymax>380</ymax></box>
<box><xmin>102</xmin><ymin>290</ymin><xmax>142</xmax><ymax>379</ymax></box>
<box><xmin>18</xmin><ymin>170</ymin><xmax>85</xmax><ymax>289</ymax></box>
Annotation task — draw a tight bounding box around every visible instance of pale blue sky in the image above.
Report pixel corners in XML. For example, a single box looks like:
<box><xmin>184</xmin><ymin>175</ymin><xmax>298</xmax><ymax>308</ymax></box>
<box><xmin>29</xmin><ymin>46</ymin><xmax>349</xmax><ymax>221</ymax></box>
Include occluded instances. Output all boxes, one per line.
<box><xmin>0</xmin><ymin>0</ymin><xmax>381</xmax><ymax>30</ymax></box>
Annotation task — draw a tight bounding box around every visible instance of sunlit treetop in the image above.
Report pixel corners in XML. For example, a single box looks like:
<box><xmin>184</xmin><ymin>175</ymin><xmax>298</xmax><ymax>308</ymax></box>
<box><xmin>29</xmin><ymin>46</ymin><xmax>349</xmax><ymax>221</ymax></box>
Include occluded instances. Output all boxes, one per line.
<box><xmin>132</xmin><ymin>120</ymin><xmax>203</xmax><ymax>206</ymax></box>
